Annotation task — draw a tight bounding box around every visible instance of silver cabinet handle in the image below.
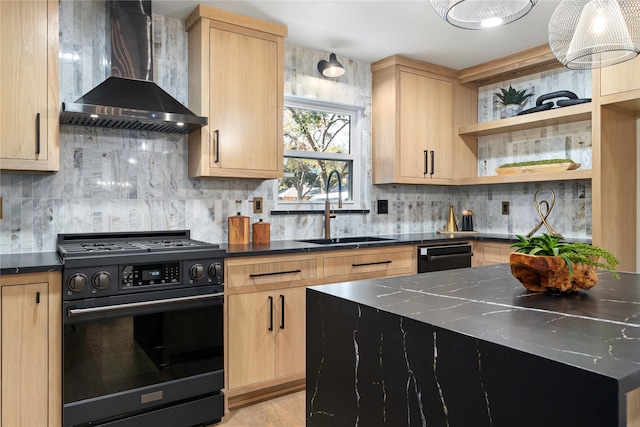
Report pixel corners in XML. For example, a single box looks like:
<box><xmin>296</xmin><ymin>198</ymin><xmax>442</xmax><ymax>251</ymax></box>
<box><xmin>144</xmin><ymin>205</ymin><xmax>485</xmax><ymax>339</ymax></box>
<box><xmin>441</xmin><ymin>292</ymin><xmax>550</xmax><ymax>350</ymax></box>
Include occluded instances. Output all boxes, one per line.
<box><xmin>67</xmin><ymin>292</ymin><xmax>224</xmax><ymax>317</ymax></box>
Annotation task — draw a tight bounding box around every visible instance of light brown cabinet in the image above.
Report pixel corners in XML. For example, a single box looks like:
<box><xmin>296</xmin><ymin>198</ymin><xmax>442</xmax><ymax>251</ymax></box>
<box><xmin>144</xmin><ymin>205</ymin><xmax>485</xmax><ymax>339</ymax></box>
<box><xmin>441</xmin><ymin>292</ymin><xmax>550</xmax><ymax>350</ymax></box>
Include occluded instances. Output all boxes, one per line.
<box><xmin>225</xmin><ymin>254</ymin><xmax>316</xmax><ymax>407</ymax></box>
<box><xmin>456</xmin><ymin>46</ymin><xmax>637</xmax><ymax>272</ymax></box>
<box><xmin>0</xmin><ymin>271</ymin><xmax>61</xmax><ymax>427</ymax></box>
<box><xmin>321</xmin><ymin>245</ymin><xmax>415</xmax><ymax>282</ymax></box>
<box><xmin>224</xmin><ymin>245</ymin><xmax>416</xmax><ymax>408</ymax></box>
<box><xmin>0</xmin><ymin>0</ymin><xmax>59</xmax><ymax>172</ymax></box>
<box><xmin>186</xmin><ymin>5</ymin><xmax>287</xmax><ymax>179</ymax></box>
<box><xmin>472</xmin><ymin>241</ymin><xmax>513</xmax><ymax>267</ymax></box>
<box><xmin>372</xmin><ymin>55</ymin><xmax>475</xmax><ymax>184</ymax></box>
<box><xmin>600</xmin><ymin>55</ymin><xmax>640</xmax><ymax>97</ymax></box>
<box><xmin>227</xmin><ymin>286</ymin><xmax>305</xmax><ymax>391</ymax></box>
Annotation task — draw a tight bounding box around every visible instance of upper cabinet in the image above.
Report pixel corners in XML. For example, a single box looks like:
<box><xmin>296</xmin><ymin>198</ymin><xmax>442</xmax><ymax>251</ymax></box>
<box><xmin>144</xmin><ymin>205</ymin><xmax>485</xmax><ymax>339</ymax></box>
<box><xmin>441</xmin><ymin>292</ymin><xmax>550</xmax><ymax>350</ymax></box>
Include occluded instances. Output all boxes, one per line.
<box><xmin>371</xmin><ymin>56</ymin><xmax>475</xmax><ymax>185</ymax></box>
<box><xmin>0</xmin><ymin>0</ymin><xmax>59</xmax><ymax>172</ymax></box>
<box><xmin>600</xmin><ymin>55</ymin><xmax>640</xmax><ymax>98</ymax></box>
<box><xmin>186</xmin><ymin>5</ymin><xmax>287</xmax><ymax>179</ymax></box>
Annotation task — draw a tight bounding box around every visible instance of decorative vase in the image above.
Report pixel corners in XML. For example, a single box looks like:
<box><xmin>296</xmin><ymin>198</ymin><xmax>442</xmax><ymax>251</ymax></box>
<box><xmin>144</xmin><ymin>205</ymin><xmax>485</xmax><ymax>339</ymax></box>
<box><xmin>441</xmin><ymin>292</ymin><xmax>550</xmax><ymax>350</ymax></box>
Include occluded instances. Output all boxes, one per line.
<box><xmin>509</xmin><ymin>252</ymin><xmax>598</xmax><ymax>293</ymax></box>
<box><xmin>500</xmin><ymin>104</ymin><xmax>524</xmax><ymax>119</ymax></box>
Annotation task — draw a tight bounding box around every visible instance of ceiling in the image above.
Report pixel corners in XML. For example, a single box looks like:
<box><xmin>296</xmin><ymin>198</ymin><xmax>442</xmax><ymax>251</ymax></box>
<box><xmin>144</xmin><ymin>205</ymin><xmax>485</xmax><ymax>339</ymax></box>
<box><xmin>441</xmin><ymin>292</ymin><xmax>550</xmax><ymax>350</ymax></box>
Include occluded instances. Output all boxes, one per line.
<box><xmin>152</xmin><ymin>0</ymin><xmax>563</xmax><ymax>70</ymax></box>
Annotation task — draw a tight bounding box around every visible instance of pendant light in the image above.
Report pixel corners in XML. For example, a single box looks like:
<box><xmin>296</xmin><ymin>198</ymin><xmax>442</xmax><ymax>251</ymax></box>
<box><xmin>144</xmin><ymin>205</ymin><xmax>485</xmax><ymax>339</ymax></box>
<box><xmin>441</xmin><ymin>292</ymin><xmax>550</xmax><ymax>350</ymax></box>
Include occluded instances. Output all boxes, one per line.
<box><xmin>317</xmin><ymin>53</ymin><xmax>345</xmax><ymax>78</ymax></box>
<box><xmin>549</xmin><ymin>0</ymin><xmax>640</xmax><ymax>69</ymax></box>
<box><xmin>428</xmin><ymin>0</ymin><xmax>539</xmax><ymax>30</ymax></box>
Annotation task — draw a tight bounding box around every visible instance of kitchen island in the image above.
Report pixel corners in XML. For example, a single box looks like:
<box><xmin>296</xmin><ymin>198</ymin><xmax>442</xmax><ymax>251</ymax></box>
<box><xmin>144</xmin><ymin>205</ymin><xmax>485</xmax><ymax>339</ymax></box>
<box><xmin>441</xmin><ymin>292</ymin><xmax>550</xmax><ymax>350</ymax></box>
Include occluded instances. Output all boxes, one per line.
<box><xmin>306</xmin><ymin>264</ymin><xmax>640</xmax><ymax>427</ymax></box>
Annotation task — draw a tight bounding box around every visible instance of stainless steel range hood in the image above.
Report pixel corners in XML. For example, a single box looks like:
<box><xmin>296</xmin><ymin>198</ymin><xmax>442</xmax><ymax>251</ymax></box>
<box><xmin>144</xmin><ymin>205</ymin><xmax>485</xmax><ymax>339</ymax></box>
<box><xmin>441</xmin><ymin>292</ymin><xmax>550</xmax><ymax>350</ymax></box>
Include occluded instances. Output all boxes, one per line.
<box><xmin>60</xmin><ymin>0</ymin><xmax>206</xmax><ymax>134</ymax></box>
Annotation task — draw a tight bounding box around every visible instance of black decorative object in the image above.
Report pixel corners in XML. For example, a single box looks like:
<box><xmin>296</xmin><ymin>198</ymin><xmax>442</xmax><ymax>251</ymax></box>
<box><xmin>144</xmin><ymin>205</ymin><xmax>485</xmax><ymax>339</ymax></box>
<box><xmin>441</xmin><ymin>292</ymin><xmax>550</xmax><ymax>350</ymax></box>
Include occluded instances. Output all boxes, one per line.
<box><xmin>518</xmin><ymin>90</ymin><xmax>591</xmax><ymax>115</ymax></box>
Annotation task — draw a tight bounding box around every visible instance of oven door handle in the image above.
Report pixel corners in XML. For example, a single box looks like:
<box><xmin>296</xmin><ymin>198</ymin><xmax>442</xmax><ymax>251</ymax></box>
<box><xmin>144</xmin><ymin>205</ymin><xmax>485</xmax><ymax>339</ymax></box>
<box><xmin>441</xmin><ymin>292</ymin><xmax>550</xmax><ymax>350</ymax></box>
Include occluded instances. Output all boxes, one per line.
<box><xmin>67</xmin><ymin>292</ymin><xmax>224</xmax><ymax>318</ymax></box>
<box><xmin>425</xmin><ymin>253</ymin><xmax>473</xmax><ymax>261</ymax></box>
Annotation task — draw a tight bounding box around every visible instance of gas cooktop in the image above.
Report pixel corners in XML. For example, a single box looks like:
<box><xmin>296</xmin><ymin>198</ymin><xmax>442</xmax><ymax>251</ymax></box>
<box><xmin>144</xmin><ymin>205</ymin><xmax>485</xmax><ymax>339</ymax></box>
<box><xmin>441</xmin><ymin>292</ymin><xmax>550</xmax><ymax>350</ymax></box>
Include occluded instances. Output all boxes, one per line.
<box><xmin>57</xmin><ymin>230</ymin><xmax>225</xmax><ymax>266</ymax></box>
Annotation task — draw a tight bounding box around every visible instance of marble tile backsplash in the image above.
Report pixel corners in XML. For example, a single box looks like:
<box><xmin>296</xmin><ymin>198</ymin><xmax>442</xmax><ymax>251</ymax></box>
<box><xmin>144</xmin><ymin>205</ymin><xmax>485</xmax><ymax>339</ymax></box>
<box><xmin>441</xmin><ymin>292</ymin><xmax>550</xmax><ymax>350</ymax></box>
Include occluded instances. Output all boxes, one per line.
<box><xmin>0</xmin><ymin>2</ymin><xmax>591</xmax><ymax>254</ymax></box>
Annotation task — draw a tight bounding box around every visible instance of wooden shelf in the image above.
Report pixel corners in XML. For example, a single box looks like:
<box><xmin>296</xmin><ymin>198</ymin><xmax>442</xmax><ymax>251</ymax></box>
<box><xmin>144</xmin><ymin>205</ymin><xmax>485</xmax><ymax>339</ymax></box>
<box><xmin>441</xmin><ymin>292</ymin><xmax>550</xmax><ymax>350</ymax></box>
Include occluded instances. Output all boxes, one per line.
<box><xmin>600</xmin><ymin>90</ymin><xmax>640</xmax><ymax>112</ymax></box>
<box><xmin>456</xmin><ymin>168</ymin><xmax>592</xmax><ymax>186</ymax></box>
<box><xmin>458</xmin><ymin>103</ymin><xmax>592</xmax><ymax>137</ymax></box>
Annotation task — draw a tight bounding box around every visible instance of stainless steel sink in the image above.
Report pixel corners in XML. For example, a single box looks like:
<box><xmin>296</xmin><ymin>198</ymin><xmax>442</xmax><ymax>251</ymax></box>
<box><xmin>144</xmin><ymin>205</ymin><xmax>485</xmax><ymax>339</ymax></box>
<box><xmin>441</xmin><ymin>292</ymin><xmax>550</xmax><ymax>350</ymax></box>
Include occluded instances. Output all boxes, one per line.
<box><xmin>297</xmin><ymin>236</ymin><xmax>395</xmax><ymax>245</ymax></box>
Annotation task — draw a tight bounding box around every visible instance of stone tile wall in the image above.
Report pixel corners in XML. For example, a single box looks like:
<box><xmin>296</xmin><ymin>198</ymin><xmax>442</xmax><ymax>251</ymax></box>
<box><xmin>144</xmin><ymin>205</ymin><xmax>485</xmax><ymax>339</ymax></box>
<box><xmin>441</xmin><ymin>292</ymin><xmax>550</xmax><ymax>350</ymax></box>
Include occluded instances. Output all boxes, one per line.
<box><xmin>0</xmin><ymin>2</ymin><xmax>591</xmax><ymax>253</ymax></box>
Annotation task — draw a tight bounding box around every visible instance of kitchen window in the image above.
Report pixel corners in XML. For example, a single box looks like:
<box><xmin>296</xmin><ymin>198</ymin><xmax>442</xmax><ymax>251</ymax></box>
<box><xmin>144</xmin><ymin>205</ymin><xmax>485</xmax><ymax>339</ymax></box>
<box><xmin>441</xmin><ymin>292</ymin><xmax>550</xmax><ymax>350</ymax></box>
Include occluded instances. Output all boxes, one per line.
<box><xmin>276</xmin><ymin>96</ymin><xmax>362</xmax><ymax>210</ymax></box>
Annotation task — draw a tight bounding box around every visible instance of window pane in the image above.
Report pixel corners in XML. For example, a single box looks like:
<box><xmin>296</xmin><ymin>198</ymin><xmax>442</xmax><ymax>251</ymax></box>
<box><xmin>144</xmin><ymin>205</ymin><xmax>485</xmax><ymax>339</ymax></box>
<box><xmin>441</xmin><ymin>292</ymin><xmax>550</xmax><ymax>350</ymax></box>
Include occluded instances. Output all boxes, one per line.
<box><xmin>279</xmin><ymin>158</ymin><xmax>351</xmax><ymax>202</ymax></box>
<box><xmin>284</xmin><ymin>107</ymin><xmax>350</xmax><ymax>154</ymax></box>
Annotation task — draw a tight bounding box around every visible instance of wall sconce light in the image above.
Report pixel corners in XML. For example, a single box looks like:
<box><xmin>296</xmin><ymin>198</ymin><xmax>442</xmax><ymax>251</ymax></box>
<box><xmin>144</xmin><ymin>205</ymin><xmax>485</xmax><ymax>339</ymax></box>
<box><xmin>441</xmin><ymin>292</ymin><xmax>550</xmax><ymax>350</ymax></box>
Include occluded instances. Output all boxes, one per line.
<box><xmin>549</xmin><ymin>0</ymin><xmax>640</xmax><ymax>69</ymax></box>
<box><xmin>428</xmin><ymin>0</ymin><xmax>538</xmax><ymax>29</ymax></box>
<box><xmin>317</xmin><ymin>53</ymin><xmax>345</xmax><ymax>77</ymax></box>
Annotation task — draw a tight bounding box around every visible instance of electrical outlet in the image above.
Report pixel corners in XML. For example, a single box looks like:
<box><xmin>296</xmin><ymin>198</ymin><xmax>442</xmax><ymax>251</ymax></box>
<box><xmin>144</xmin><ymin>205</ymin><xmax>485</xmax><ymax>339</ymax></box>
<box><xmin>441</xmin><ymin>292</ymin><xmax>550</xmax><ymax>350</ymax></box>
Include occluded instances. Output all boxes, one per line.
<box><xmin>377</xmin><ymin>200</ymin><xmax>388</xmax><ymax>214</ymax></box>
<box><xmin>253</xmin><ymin>197</ymin><xmax>263</xmax><ymax>214</ymax></box>
<box><xmin>501</xmin><ymin>201</ymin><xmax>510</xmax><ymax>215</ymax></box>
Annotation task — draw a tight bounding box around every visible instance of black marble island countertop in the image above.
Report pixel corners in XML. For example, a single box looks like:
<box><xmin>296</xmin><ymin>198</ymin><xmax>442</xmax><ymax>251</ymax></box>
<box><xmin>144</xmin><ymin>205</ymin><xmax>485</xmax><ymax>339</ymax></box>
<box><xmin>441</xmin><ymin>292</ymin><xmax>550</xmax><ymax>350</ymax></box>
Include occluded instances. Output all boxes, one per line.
<box><xmin>306</xmin><ymin>264</ymin><xmax>640</xmax><ymax>427</ymax></box>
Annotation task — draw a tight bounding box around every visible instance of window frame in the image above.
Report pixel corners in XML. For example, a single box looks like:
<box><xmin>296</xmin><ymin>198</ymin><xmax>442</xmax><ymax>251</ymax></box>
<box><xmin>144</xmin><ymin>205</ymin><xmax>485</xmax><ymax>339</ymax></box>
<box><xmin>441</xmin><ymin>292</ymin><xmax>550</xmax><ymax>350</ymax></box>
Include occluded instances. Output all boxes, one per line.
<box><xmin>275</xmin><ymin>95</ymin><xmax>364</xmax><ymax>211</ymax></box>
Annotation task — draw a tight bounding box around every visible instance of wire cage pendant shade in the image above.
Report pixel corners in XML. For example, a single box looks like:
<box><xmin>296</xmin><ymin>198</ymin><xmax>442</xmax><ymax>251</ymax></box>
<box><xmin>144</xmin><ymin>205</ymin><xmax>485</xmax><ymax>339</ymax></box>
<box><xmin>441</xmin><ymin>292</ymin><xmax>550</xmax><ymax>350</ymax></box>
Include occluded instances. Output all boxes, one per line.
<box><xmin>428</xmin><ymin>0</ymin><xmax>539</xmax><ymax>30</ymax></box>
<box><xmin>549</xmin><ymin>0</ymin><xmax>640</xmax><ymax>69</ymax></box>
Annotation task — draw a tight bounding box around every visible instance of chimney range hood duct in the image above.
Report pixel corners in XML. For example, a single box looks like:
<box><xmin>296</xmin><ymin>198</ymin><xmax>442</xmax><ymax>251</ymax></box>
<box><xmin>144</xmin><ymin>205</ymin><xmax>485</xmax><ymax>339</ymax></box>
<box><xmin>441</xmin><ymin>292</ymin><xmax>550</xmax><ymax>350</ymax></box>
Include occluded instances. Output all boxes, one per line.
<box><xmin>60</xmin><ymin>0</ymin><xmax>207</xmax><ymax>134</ymax></box>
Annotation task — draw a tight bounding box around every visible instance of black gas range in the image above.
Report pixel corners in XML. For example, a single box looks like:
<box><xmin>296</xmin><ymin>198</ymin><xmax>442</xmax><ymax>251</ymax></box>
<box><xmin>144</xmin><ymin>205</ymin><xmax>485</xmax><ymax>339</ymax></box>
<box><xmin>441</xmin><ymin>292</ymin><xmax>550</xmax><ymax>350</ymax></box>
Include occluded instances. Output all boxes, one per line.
<box><xmin>58</xmin><ymin>230</ymin><xmax>226</xmax><ymax>427</ymax></box>
<box><xmin>58</xmin><ymin>230</ymin><xmax>225</xmax><ymax>301</ymax></box>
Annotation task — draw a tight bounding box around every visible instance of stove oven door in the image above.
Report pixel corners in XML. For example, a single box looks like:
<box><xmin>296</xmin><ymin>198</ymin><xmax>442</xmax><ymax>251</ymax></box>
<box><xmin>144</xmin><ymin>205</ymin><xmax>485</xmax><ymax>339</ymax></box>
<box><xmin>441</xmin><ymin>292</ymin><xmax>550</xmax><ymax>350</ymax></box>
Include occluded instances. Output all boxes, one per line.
<box><xmin>62</xmin><ymin>285</ymin><xmax>224</xmax><ymax>427</ymax></box>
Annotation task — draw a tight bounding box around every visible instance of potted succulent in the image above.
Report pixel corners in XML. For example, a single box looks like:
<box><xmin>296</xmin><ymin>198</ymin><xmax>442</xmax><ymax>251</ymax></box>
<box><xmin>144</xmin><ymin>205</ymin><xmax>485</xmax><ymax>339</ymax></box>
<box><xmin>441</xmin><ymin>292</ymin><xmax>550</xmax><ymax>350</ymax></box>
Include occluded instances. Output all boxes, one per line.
<box><xmin>494</xmin><ymin>85</ymin><xmax>534</xmax><ymax>118</ymax></box>
<box><xmin>509</xmin><ymin>234</ymin><xmax>619</xmax><ymax>293</ymax></box>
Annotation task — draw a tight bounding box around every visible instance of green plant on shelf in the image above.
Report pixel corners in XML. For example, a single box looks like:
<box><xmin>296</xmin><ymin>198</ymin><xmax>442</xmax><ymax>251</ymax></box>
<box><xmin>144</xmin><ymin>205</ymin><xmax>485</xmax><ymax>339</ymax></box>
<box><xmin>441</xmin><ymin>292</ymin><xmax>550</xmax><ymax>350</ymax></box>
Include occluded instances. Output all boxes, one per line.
<box><xmin>494</xmin><ymin>85</ymin><xmax>534</xmax><ymax>106</ymax></box>
<box><xmin>498</xmin><ymin>159</ymin><xmax>575</xmax><ymax>168</ymax></box>
<box><xmin>510</xmin><ymin>234</ymin><xmax>619</xmax><ymax>279</ymax></box>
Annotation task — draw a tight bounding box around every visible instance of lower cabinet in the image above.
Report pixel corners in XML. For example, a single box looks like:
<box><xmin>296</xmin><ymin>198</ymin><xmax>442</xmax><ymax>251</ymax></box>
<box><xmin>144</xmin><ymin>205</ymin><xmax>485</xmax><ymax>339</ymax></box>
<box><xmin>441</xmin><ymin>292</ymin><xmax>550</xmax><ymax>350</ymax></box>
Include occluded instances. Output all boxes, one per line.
<box><xmin>473</xmin><ymin>241</ymin><xmax>514</xmax><ymax>267</ymax></box>
<box><xmin>224</xmin><ymin>245</ymin><xmax>417</xmax><ymax>408</ymax></box>
<box><xmin>227</xmin><ymin>286</ymin><xmax>305</xmax><ymax>390</ymax></box>
<box><xmin>0</xmin><ymin>271</ymin><xmax>61</xmax><ymax>427</ymax></box>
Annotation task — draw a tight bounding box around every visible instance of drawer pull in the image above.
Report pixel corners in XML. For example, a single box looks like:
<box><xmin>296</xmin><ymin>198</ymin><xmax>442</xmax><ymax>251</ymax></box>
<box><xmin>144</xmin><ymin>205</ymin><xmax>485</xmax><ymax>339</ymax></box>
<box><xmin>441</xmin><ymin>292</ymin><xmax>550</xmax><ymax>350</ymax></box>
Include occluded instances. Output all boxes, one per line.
<box><xmin>250</xmin><ymin>269</ymin><xmax>302</xmax><ymax>278</ymax></box>
<box><xmin>352</xmin><ymin>260</ymin><xmax>392</xmax><ymax>267</ymax></box>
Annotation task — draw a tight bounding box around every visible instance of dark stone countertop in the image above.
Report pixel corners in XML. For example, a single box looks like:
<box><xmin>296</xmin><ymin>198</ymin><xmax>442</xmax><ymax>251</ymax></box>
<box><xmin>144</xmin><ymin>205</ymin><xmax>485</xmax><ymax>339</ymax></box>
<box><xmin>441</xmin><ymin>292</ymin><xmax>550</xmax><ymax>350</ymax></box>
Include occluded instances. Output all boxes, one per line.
<box><xmin>0</xmin><ymin>232</ymin><xmax>590</xmax><ymax>273</ymax></box>
<box><xmin>308</xmin><ymin>263</ymin><xmax>640</xmax><ymax>392</ymax></box>
<box><xmin>0</xmin><ymin>252</ymin><xmax>63</xmax><ymax>275</ymax></box>
<box><xmin>220</xmin><ymin>232</ymin><xmax>591</xmax><ymax>257</ymax></box>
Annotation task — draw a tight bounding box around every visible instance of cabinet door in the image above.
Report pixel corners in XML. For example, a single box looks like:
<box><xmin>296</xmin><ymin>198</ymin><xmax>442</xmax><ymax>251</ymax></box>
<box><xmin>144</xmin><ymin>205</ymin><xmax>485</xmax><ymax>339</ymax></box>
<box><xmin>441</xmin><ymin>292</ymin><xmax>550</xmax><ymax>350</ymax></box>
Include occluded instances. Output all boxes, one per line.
<box><xmin>227</xmin><ymin>291</ymin><xmax>276</xmax><ymax>389</ymax></box>
<box><xmin>0</xmin><ymin>0</ymin><xmax>58</xmax><ymax>171</ymax></box>
<box><xmin>275</xmin><ymin>287</ymin><xmax>306</xmax><ymax>379</ymax></box>
<box><xmin>1</xmin><ymin>282</ymin><xmax>49</xmax><ymax>426</ymax></box>
<box><xmin>208</xmin><ymin>26</ymin><xmax>280</xmax><ymax>174</ymax></box>
<box><xmin>600</xmin><ymin>55</ymin><xmax>640</xmax><ymax>96</ymax></box>
<box><xmin>399</xmin><ymin>70</ymin><xmax>453</xmax><ymax>180</ymax></box>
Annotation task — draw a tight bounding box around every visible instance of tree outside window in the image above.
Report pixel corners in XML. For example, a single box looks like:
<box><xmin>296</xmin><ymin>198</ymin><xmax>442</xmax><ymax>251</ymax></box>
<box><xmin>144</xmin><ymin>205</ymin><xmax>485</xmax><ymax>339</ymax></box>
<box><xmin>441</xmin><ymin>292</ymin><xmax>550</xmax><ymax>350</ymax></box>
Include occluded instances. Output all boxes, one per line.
<box><xmin>278</xmin><ymin>97</ymin><xmax>360</xmax><ymax>207</ymax></box>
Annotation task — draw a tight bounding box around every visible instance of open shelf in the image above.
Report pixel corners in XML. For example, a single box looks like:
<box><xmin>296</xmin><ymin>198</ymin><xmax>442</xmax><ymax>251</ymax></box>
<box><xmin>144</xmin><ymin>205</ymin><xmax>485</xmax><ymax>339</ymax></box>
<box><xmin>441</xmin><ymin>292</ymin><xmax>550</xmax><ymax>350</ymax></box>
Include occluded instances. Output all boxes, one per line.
<box><xmin>456</xmin><ymin>168</ymin><xmax>592</xmax><ymax>185</ymax></box>
<box><xmin>458</xmin><ymin>102</ymin><xmax>592</xmax><ymax>137</ymax></box>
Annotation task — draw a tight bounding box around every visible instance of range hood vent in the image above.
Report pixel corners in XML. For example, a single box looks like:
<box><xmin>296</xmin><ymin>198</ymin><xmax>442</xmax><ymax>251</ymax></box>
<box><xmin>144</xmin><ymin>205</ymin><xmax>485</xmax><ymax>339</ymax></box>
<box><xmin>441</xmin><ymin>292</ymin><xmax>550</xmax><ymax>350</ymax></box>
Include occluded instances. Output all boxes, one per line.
<box><xmin>60</xmin><ymin>1</ymin><xmax>206</xmax><ymax>135</ymax></box>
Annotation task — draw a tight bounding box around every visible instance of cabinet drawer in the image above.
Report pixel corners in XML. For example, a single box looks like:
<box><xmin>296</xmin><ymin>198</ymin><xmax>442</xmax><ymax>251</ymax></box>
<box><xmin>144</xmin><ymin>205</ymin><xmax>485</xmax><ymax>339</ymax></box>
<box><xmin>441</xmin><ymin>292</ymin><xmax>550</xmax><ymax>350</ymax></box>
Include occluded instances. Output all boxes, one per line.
<box><xmin>322</xmin><ymin>247</ymin><xmax>414</xmax><ymax>280</ymax></box>
<box><xmin>481</xmin><ymin>243</ymin><xmax>513</xmax><ymax>264</ymax></box>
<box><xmin>226</xmin><ymin>258</ymin><xmax>317</xmax><ymax>288</ymax></box>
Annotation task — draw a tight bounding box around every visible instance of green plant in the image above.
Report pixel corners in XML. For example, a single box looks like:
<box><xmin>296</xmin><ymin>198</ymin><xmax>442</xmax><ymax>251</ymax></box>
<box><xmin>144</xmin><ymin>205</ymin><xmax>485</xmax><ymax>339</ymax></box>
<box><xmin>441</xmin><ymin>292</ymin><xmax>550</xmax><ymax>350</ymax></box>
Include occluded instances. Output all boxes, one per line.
<box><xmin>494</xmin><ymin>85</ymin><xmax>534</xmax><ymax>106</ymax></box>
<box><xmin>511</xmin><ymin>234</ymin><xmax>619</xmax><ymax>279</ymax></box>
<box><xmin>498</xmin><ymin>159</ymin><xmax>575</xmax><ymax>168</ymax></box>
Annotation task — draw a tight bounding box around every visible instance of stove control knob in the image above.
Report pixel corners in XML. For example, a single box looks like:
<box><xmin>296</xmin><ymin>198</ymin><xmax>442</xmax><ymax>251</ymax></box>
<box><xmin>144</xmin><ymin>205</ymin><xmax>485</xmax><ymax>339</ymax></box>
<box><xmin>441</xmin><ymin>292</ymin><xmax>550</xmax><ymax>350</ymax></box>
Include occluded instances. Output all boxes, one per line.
<box><xmin>189</xmin><ymin>264</ymin><xmax>205</xmax><ymax>280</ymax></box>
<box><xmin>67</xmin><ymin>273</ymin><xmax>87</xmax><ymax>292</ymax></box>
<box><xmin>92</xmin><ymin>271</ymin><xmax>111</xmax><ymax>290</ymax></box>
<box><xmin>208</xmin><ymin>262</ymin><xmax>222</xmax><ymax>280</ymax></box>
